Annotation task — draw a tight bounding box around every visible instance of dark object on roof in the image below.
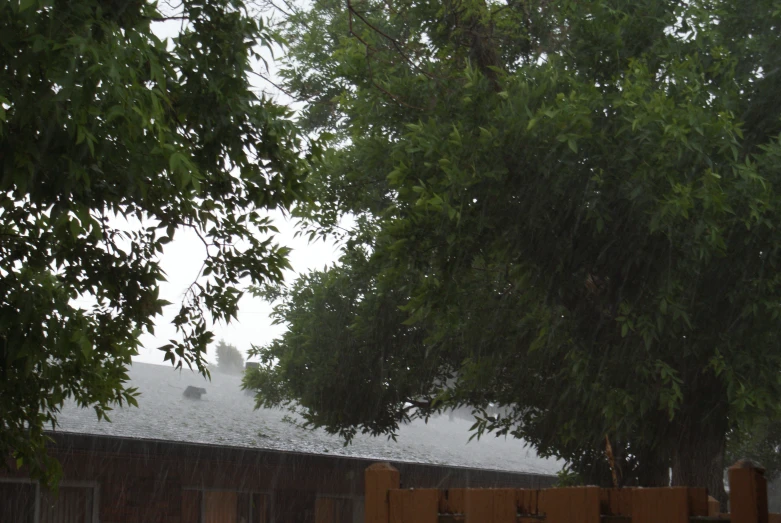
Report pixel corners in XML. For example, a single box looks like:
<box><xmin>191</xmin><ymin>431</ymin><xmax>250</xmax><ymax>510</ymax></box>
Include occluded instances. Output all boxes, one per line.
<box><xmin>183</xmin><ymin>386</ymin><xmax>206</xmax><ymax>399</ymax></box>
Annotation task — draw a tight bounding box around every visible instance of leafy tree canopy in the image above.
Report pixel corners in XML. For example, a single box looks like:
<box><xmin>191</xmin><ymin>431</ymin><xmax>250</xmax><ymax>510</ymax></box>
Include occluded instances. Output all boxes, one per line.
<box><xmin>1</xmin><ymin>0</ymin><xmax>308</xmax><ymax>485</ymax></box>
<box><xmin>244</xmin><ymin>0</ymin><xmax>781</xmax><ymax>502</ymax></box>
<box><xmin>215</xmin><ymin>340</ymin><xmax>245</xmax><ymax>375</ymax></box>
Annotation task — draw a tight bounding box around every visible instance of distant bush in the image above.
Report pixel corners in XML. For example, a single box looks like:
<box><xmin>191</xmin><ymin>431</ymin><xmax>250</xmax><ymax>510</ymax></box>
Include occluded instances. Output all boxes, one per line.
<box><xmin>215</xmin><ymin>341</ymin><xmax>244</xmax><ymax>375</ymax></box>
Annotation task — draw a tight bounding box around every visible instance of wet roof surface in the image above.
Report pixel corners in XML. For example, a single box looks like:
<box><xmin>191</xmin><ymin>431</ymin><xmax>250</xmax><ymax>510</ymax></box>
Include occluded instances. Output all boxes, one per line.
<box><xmin>54</xmin><ymin>362</ymin><xmax>560</xmax><ymax>475</ymax></box>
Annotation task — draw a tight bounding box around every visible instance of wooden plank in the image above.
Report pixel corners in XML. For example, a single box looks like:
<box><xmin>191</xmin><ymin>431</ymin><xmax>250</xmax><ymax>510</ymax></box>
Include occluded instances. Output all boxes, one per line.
<box><xmin>538</xmin><ymin>487</ymin><xmax>600</xmax><ymax>523</ymax></box>
<box><xmin>251</xmin><ymin>493</ymin><xmax>268</xmax><ymax>523</ymax></box>
<box><xmin>315</xmin><ymin>498</ymin><xmax>335</xmax><ymax>523</ymax></box>
<box><xmin>389</xmin><ymin>489</ymin><xmax>438</xmax><ymax>523</ymax></box>
<box><xmin>447</xmin><ymin>489</ymin><xmax>516</xmax><ymax>523</ymax></box>
<box><xmin>769</xmin><ymin>514</ymin><xmax>781</xmax><ymax>523</ymax></box>
<box><xmin>600</xmin><ymin>488</ymin><xmax>632</xmax><ymax>516</ymax></box>
<box><xmin>366</xmin><ymin>463</ymin><xmax>400</xmax><ymax>523</ymax></box>
<box><xmin>516</xmin><ymin>489</ymin><xmax>539</xmax><ymax>515</ymax></box>
<box><xmin>439</xmin><ymin>489</ymin><xmax>464</xmax><ymax>514</ymax></box>
<box><xmin>688</xmin><ymin>488</ymin><xmax>709</xmax><ymax>516</ymax></box>
<box><xmin>708</xmin><ymin>496</ymin><xmax>720</xmax><ymax>517</ymax></box>
<box><xmin>460</xmin><ymin>489</ymin><xmax>493</xmax><ymax>521</ymax></box>
<box><xmin>181</xmin><ymin>489</ymin><xmax>201</xmax><ymax>523</ymax></box>
<box><xmin>729</xmin><ymin>460</ymin><xmax>769</xmax><ymax>523</ymax></box>
<box><xmin>490</xmin><ymin>489</ymin><xmax>519</xmax><ymax>523</ymax></box>
<box><xmin>630</xmin><ymin>488</ymin><xmax>688</xmax><ymax>523</ymax></box>
<box><xmin>440</xmin><ymin>488</ymin><xmax>516</xmax><ymax>523</ymax></box>
<box><xmin>204</xmin><ymin>491</ymin><xmax>238</xmax><ymax>523</ymax></box>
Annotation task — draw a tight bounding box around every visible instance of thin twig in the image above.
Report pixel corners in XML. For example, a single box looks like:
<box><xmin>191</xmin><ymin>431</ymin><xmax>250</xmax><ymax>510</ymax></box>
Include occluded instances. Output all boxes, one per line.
<box><xmin>148</xmin><ymin>16</ymin><xmax>189</xmax><ymax>21</ymax></box>
<box><xmin>347</xmin><ymin>0</ymin><xmax>435</xmax><ymax>80</ymax></box>
<box><xmin>249</xmin><ymin>71</ymin><xmax>335</xmax><ymax>106</ymax></box>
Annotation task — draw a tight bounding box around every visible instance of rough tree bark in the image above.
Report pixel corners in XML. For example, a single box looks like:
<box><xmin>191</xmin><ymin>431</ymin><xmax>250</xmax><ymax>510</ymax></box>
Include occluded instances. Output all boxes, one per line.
<box><xmin>670</xmin><ymin>385</ymin><xmax>729</xmax><ymax>509</ymax></box>
<box><xmin>634</xmin><ymin>447</ymin><xmax>672</xmax><ymax>487</ymax></box>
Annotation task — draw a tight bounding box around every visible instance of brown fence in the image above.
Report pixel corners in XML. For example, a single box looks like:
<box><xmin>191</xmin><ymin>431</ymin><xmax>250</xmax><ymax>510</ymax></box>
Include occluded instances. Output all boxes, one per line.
<box><xmin>365</xmin><ymin>461</ymin><xmax>780</xmax><ymax>523</ymax></box>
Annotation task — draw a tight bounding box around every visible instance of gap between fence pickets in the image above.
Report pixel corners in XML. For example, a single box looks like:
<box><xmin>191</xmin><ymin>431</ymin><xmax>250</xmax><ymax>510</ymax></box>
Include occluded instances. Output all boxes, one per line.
<box><xmin>365</xmin><ymin>460</ymin><xmax>780</xmax><ymax>523</ymax></box>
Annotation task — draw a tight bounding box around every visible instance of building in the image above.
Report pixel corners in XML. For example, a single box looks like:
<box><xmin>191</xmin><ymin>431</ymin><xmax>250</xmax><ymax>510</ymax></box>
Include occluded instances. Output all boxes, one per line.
<box><xmin>1</xmin><ymin>362</ymin><xmax>558</xmax><ymax>523</ymax></box>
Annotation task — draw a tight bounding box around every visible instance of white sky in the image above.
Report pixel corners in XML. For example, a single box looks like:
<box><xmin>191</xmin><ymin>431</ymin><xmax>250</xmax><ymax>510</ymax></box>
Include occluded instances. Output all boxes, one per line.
<box><xmin>133</xmin><ymin>214</ymin><xmax>342</xmax><ymax>366</ymax></box>
<box><xmin>133</xmin><ymin>8</ymin><xmax>342</xmax><ymax>367</ymax></box>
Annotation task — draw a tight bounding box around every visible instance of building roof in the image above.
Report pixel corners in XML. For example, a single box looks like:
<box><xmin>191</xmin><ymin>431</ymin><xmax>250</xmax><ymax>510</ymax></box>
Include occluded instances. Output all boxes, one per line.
<box><xmin>53</xmin><ymin>361</ymin><xmax>560</xmax><ymax>475</ymax></box>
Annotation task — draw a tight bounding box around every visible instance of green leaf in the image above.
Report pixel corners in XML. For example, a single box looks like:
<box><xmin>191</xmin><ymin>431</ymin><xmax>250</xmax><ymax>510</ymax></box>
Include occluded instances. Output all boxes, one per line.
<box><xmin>169</xmin><ymin>151</ymin><xmax>184</xmax><ymax>173</ymax></box>
<box><xmin>19</xmin><ymin>0</ymin><xmax>37</xmax><ymax>12</ymax></box>
<box><xmin>69</xmin><ymin>219</ymin><xmax>80</xmax><ymax>239</ymax></box>
<box><xmin>80</xmin><ymin>337</ymin><xmax>92</xmax><ymax>358</ymax></box>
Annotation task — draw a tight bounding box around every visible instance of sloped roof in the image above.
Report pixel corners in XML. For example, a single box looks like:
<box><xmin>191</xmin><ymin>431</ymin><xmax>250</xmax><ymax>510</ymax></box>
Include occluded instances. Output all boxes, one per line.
<box><xmin>53</xmin><ymin>361</ymin><xmax>560</xmax><ymax>475</ymax></box>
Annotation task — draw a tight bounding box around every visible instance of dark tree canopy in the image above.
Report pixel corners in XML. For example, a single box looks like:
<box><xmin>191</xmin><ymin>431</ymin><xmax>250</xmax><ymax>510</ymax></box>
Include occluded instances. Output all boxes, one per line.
<box><xmin>215</xmin><ymin>340</ymin><xmax>245</xmax><ymax>375</ymax></box>
<box><xmin>1</xmin><ymin>0</ymin><xmax>307</xmax><ymax>485</ymax></box>
<box><xmin>244</xmin><ymin>0</ymin><xmax>781</xmax><ymax>503</ymax></box>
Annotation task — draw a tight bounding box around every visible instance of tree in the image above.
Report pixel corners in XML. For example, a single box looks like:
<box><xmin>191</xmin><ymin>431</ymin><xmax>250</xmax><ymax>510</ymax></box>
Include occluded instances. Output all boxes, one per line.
<box><xmin>1</xmin><ymin>0</ymin><xmax>308</xmax><ymax>485</ymax></box>
<box><xmin>244</xmin><ymin>0</ymin><xmax>781</xmax><ymax>504</ymax></box>
<box><xmin>215</xmin><ymin>340</ymin><xmax>245</xmax><ymax>375</ymax></box>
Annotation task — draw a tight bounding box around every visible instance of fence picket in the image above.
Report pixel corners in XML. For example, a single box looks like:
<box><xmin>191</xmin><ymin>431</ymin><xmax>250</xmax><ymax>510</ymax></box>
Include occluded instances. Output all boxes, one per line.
<box><xmin>538</xmin><ymin>487</ymin><xmax>600</xmax><ymax>523</ymax></box>
<box><xmin>489</xmin><ymin>489</ymin><xmax>518</xmax><ymax>523</ymax></box>
<box><xmin>707</xmin><ymin>496</ymin><xmax>720</xmax><ymax>517</ymax></box>
<box><xmin>315</xmin><ymin>498</ymin><xmax>335</xmax><ymax>523</ymax></box>
<box><xmin>516</xmin><ymin>489</ymin><xmax>540</xmax><ymax>523</ymax></box>
<box><xmin>600</xmin><ymin>488</ymin><xmax>631</xmax><ymax>517</ymax></box>
<box><xmin>687</xmin><ymin>488</ymin><xmax>710</xmax><ymax>516</ymax></box>
<box><xmin>365</xmin><ymin>463</ymin><xmax>400</xmax><ymax>523</ymax></box>
<box><xmin>630</xmin><ymin>488</ymin><xmax>689</xmax><ymax>523</ymax></box>
<box><xmin>438</xmin><ymin>488</ymin><xmax>464</xmax><ymax>515</ymax></box>
<box><xmin>389</xmin><ymin>489</ymin><xmax>438</xmax><ymax>523</ymax></box>
<box><xmin>439</xmin><ymin>489</ymin><xmax>516</xmax><ymax>523</ymax></box>
<box><xmin>516</xmin><ymin>489</ymin><xmax>539</xmax><ymax>515</ymax></box>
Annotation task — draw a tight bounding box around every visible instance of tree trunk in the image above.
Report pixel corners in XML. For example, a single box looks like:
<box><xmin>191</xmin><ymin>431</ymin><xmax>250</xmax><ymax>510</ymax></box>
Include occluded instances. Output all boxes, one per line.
<box><xmin>635</xmin><ymin>448</ymin><xmax>671</xmax><ymax>487</ymax></box>
<box><xmin>671</xmin><ymin>414</ymin><xmax>728</xmax><ymax>509</ymax></box>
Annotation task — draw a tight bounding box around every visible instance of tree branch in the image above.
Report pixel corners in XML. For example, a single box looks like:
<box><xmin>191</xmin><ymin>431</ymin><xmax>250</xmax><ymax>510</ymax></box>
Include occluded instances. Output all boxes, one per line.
<box><xmin>347</xmin><ymin>0</ymin><xmax>436</xmax><ymax>80</ymax></box>
<box><xmin>147</xmin><ymin>16</ymin><xmax>189</xmax><ymax>21</ymax></box>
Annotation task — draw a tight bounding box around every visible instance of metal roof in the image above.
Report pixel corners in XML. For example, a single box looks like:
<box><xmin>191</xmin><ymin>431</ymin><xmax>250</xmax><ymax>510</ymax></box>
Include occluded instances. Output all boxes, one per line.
<box><xmin>52</xmin><ymin>362</ymin><xmax>560</xmax><ymax>475</ymax></box>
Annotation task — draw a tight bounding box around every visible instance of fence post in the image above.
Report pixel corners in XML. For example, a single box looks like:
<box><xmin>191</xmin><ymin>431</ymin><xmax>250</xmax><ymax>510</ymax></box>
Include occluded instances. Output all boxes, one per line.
<box><xmin>366</xmin><ymin>463</ymin><xmax>400</xmax><ymax>523</ymax></box>
<box><xmin>729</xmin><ymin>460</ymin><xmax>769</xmax><ymax>523</ymax></box>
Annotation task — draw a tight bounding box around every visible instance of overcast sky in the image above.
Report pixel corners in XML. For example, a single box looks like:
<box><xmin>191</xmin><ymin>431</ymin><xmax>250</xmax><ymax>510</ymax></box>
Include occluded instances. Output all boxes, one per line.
<box><xmin>132</xmin><ymin>215</ymin><xmax>342</xmax><ymax>366</ymax></box>
<box><xmin>133</xmin><ymin>8</ymin><xmax>341</xmax><ymax>367</ymax></box>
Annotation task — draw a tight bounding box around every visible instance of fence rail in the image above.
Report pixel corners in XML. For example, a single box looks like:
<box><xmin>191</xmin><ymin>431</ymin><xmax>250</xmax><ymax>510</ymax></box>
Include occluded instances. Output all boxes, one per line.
<box><xmin>365</xmin><ymin>461</ymin><xmax>780</xmax><ymax>523</ymax></box>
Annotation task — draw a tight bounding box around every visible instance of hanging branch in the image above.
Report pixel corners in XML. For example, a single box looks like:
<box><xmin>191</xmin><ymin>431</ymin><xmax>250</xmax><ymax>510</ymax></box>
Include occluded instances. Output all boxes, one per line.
<box><xmin>346</xmin><ymin>0</ymin><xmax>436</xmax><ymax>80</ymax></box>
<box><xmin>345</xmin><ymin>3</ymin><xmax>425</xmax><ymax>111</ymax></box>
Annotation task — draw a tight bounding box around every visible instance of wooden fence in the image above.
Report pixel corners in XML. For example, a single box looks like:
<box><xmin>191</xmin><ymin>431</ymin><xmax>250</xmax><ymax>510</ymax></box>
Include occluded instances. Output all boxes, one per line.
<box><xmin>365</xmin><ymin>461</ymin><xmax>780</xmax><ymax>523</ymax></box>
